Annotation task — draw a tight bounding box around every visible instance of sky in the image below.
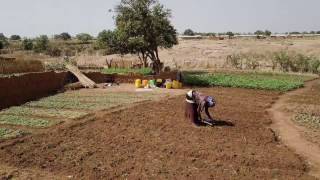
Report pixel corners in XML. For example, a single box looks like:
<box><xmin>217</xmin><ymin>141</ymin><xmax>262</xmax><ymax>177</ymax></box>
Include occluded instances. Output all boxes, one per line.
<box><xmin>1</xmin><ymin>0</ymin><xmax>320</xmax><ymax>37</ymax></box>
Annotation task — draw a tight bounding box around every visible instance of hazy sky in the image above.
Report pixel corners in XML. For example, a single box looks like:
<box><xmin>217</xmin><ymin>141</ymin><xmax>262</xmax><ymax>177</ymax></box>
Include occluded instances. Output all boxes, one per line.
<box><xmin>1</xmin><ymin>0</ymin><xmax>320</xmax><ymax>37</ymax></box>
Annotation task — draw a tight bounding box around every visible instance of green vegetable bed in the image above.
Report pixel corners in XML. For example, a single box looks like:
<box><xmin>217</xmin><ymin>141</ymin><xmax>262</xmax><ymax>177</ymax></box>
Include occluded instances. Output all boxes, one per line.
<box><xmin>184</xmin><ymin>72</ymin><xmax>314</xmax><ymax>91</ymax></box>
<box><xmin>102</xmin><ymin>68</ymin><xmax>152</xmax><ymax>75</ymax></box>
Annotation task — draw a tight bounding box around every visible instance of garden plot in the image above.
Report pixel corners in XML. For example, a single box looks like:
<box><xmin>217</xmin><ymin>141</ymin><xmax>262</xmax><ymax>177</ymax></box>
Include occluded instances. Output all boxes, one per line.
<box><xmin>0</xmin><ymin>85</ymin><xmax>185</xmax><ymax>139</ymax></box>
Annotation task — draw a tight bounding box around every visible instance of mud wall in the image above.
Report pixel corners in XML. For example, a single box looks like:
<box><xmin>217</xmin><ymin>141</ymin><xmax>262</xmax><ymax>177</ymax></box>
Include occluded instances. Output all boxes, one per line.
<box><xmin>0</xmin><ymin>71</ymin><xmax>178</xmax><ymax>110</ymax></box>
<box><xmin>0</xmin><ymin>72</ymin><xmax>69</xmax><ymax>110</ymax></box>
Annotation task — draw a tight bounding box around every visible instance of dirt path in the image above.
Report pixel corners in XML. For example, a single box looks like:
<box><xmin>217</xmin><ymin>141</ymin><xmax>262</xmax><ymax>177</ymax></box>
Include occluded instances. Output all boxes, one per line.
<box><xmin>269</xmin><ymin>79</ymin><xmax>320</xmax><ymax>178</ymax></box>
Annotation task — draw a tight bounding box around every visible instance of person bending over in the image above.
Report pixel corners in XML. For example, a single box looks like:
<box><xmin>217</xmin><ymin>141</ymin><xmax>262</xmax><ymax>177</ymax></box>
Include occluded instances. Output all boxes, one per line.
<box><xmin>185</xmin><ymin>90</ymin><xmax>216</xmax><ymax>126</ymax></box>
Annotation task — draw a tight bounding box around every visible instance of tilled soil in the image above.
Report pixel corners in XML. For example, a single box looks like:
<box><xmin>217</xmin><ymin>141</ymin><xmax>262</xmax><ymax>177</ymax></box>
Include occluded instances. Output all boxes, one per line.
<box><xmin>0</xmin><ymin>87</ymin><xmax>314</xmax><ymax>179</ymax></box>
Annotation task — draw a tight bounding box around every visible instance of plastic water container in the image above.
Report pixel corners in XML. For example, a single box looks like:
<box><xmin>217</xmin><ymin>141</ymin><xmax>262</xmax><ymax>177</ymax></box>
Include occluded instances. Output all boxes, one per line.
<box><xmin>179</xmin><ymin>82</ymin><xmax>183</xmax><ymax>89</ymax></box>
<box><xmin>149</xmin><ymin>80</ymin><xmax>156</xmax><ymax>86</ymax></box>
<box><xmin>135</xmin><ymin>79</ymin><xmax>142</xmax><ymax>88</ymax></box>
<box><xmin>166</xmin><ymin>82</ymin><xmax>172</xmax><ymax>89</ymax></box>
<box><xmin>172</xmin><ymin>80</ymin><xmax>180</xmax><ymax>89</ymax></box>
<box><xmin>142</xmin><ymin>80</ymin><xmax>149</xmax><ymax>87</ymax></box>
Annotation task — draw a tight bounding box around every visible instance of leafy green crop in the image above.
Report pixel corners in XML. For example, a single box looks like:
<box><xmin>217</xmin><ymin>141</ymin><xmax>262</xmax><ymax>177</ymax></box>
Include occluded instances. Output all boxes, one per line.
<box><xmin>102</xmin><ymin>68</ymin><xmax>152</xmax><ymax>75</ymax></box>
<box><xmin>0</xmin><ymin>115</ymin><xmax>57</xmax><ymax>127</ymax></box>
<box><xmin>184</xmin><ymin>72</ymin><xmax>313</xmax><ymax>91</ymax></box>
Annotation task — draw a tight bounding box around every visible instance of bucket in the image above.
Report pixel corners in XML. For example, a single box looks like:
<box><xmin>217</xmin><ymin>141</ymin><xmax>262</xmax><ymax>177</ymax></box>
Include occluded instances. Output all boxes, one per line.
<box><xmin>166</xmin><ymin>82</ymin><xmax>172</xmax><ymax>89</ymax></box>
<box><xmin>179</xmin><ymin>82</ymin><xmax>183</xmax><ymax>89</ymax></box>
<box><xmin>172</xmin><ymin>80</ymin><xmax>180</xmax><ymax>89</ymax></box>
<box><xmin>135</xmin><ymin>79</ymin><xmax>142</xmax><ymax>88</ymax></box>
<box><xmin>142</xmin><ymin>80</ymin><xmax>149</xmax><ymax>87</ymax></box>
<box><xmin>149</xmin><ymin>80</ymin><xmax>156</xmax><ymax>87</ymax></box>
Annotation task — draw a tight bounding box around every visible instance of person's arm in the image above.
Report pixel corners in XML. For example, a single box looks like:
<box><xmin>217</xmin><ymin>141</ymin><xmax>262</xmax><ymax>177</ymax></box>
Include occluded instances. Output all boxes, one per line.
<box><xmin>205</xmin><ymin>105</ymin><xmax>213</xmax><ymax>121</ymax></box>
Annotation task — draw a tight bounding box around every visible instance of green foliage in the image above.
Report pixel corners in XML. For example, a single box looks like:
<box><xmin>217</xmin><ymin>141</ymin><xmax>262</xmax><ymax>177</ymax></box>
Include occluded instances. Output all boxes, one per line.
<box><xmin>0</xmin><ymin>114</ymin><xmax>56</xmax><ymax>127</ymax></box>
<box><xmin>290</xmin><ymin>54</ymin><xmax>310</xmax><ymax>72</ymax></box>
<box><xmin>95</xmin><ymin>30</ymin><xmax>116</xmax><ymax>50</ymax></box>
<box><xmin>274</xmin><ymin>51</ymin><xmax>291</xmax><ymax>72</ymax></box>
<box><xmin>10</xmin><ymin>35</ymin><xmax>21</xmax><ymax>41</ymax></box>
<box><xmin>309</xmin><ymin>58</ymin><xmax>320</xmax><ymax>73</ymax></box>
<box><xmin>102</xmin><ymin>67</ymin><xmax>152</xmax><ymax>75</ymax></box>
<box><xmin>33</xmin><ymin>35</ymin><xmax>49</xmax><ymax>53</ymax></box>
<box><xmin>265</xmin><ymin>30</ymin><xmax>272</xmax><ymax>36</ymax></box>
<box><xmin>226</xmin><ymin>31</ymin><xmax>234</xmax><ymax>38</ymax></box>
<box><xmin>76</xmin><ymin>33</ymin><xmax>93</xmax><ymax>43</ymax></box>
<box><xmin>184</xmin><ymin>29</ymin><xmax>195</xmax><ymax>36</ymax></box>
<box><xmin>54</xmin><ymin>32</ymin><xmax>72</xmax><ymax>40</ymax></box>
<box><xmin>114</xmin><ymin>0</ymin><xmax>178</xmax><ymax>73</ymax></box>
<box><xmin>21</xmin><ymin>38</ymin><xmax>33</xmax><ymax>50</ymax></box>
<box><xmin>0</xmin><ymin>33</ymin><xmax>9</xmax><ymax>49</ymax></box>
<box><xmin>184</xmin><ymin>72</ymin><xmax>311</xmax><ymax>91</ymax></box>
<box><xmin>254</xmin><ymin>30</ymin><xmax>264</xmax><ymax>35</ymax></box>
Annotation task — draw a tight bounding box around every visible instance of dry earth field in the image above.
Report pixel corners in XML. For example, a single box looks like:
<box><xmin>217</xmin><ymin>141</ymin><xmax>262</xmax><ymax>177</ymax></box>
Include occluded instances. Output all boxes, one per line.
<box><xmin>0</xmin><ymin>85</ymin><xmax>316</xmax><ymax>179</ymax></box>
<box><xmin>74</xmin><ymin>38</ymin><xmax>320</xmax><ymax>70</ymax></box>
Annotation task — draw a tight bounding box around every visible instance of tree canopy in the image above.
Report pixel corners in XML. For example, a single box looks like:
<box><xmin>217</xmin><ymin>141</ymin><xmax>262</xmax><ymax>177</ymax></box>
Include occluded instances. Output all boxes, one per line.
<box><xmin>76</xmin><ymin>33</ymin><xmax>93</xmax><ymax>43</ymax></box>
<box><xmin>184</xmin><ymin>29</ymin><xmax>195</xmax><ymax>36</ymax></box>
<box><xmin>10</xmin><ymin>35</ymin><xmax>21</xmax><ymax>41</ymax></box>
<box><xmin>113</xmin><ymin>0</ymin><xmax>178</xmax><ymax>73</ymax></box>
<box><xmin>54</xmin><ymin>32</ymin><xmax>72</xmax><ymax>40</ymax></box>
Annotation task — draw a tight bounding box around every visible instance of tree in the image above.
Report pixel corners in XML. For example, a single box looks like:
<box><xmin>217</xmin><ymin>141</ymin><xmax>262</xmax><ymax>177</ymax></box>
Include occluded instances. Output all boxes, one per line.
<box><xmin>254</xmin><ymin>30</ymin><xmax>264</xmax><ymax>35</ymax></box>
<box><xmin>96</xmin><ymin>30</ymin><xmax>118</xmax><ymax>50</ymax></box>
<box><xmin>0</xmin><ymin>33</ymin><xmax>9</xmax><ymax>48</ymax></box>
<box><xmin>183</xmin><ymin>29</ymin><xmax>195</xmax><ymax>36</ymax></box>
<box><xmin>21</xmin><ymin>38</ymin><xmax>33</xmax><ymax>50</ymax></box>
<box><xmin>264</xmin><ymin>30</ymin><xmax>272</xmax><ymax>36</ymax></box>
<box><xmin>226</xmin><ymin>31</ymin><xmax>234</xmax><ymax>38</ymax></box>
<box><xmin>34</xmin><ymin>35</ymin><xmax>49</xmax><ymax>53</ymax></box>
<box><xmin>317</xmin><ymin>31</ymin><xmax>320</xmax><ymax>34</ymax></box>
<box><xmin>10</xmin><ymin>35</ymin><xmax>21</xmax><ymax>41</ymax></box>
<box><xmin>310</xmin><ymin>31</ymin><xmax>316</xmax><ymax>34</ymax></box>
<box><xmin>76</xmin><ymin>33</ymin><xmax>93</xmax><ymax>43</ymax></box>
<box><xmin>114</xmin><ymin>0</ymin><xmax>178</xmax><ymax>73</ymax></box>
<box><xmin>54</xmin><ymin>32</ymin><xmax>71</xmax><ymax>40</ymax></box>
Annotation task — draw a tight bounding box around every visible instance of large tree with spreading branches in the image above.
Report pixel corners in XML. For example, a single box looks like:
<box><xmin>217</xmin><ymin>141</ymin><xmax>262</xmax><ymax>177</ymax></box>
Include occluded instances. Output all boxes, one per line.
<box><xmin>114</xmin><ymin>0</ymin><xmax>178</xmax><ymax>74</ymax></box>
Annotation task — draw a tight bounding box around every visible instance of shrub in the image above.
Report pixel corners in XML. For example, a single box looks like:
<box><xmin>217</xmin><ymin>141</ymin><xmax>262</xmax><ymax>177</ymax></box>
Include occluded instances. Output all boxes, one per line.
<box><xmin>33</xmin><ymin>35</ymin><xmax>49</xmax><ymax>53</ymax></box>
<box><xmin>309</xmin><ymin>58</ymin><xmax>320</xmax><ymax>73</ymax></box>
<box><xmin>292</xmin><ymin>54</ymin><xmax>310</xmax><ymax>72</ymax></box>
<box><xmin>46</xmin><ymin>45</ymin><xmax>62</xmax><ymax>57</ymax></box>
<box><xmin>226</xmin><ymin>54</ymin><xmax>242</xmax><ymax>69</ymax></box>
<box><xmin>21</xmin><ymin>39</ymin><xmax>33</xmax><ymax>50</ymax></box>
<box><xmin>76</xmin><ymin>33</ymin><xmax>92</xmax><ymax>43</ymax></box>
<box><xmin>10</xmin><ymin>35</ymin><xmax>21</xmax><ymax>41</ymax></box>
<box><xmin>274</xmin><ymin>51</ymin><xmax>291</xmax><ymax>72</ymax></box>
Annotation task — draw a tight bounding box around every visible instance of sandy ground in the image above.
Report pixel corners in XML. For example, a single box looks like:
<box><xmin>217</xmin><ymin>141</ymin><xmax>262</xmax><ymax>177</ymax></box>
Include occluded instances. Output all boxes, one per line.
<box><xmin>0</xmin><ymin>87</ymin><xmax>314</xmax><ymax>179</ymax></box>
<box><xmin>74</xmin><ymin>38</ymin><xmax>320</xmax><ymax>70</ymax></box>
<box><xmin>269</xmin><ymin>79</ymin><xmax>320</xmax><ymax>178</ymax></box>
